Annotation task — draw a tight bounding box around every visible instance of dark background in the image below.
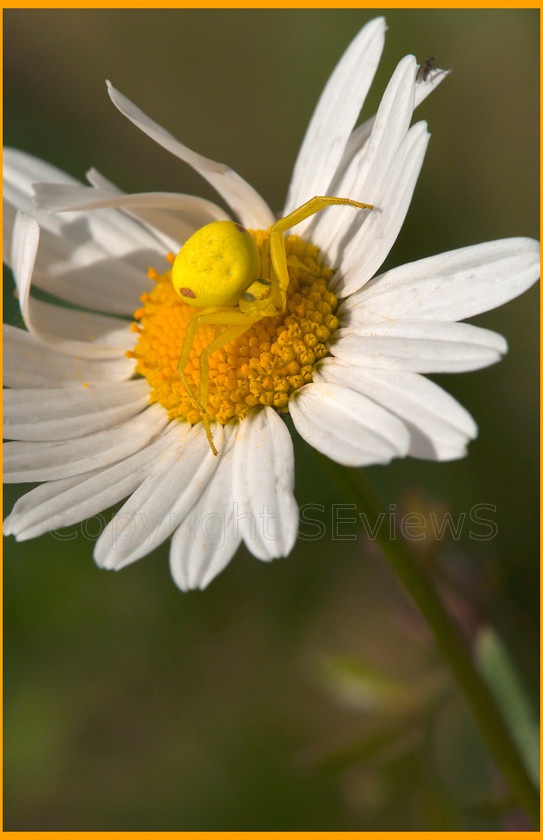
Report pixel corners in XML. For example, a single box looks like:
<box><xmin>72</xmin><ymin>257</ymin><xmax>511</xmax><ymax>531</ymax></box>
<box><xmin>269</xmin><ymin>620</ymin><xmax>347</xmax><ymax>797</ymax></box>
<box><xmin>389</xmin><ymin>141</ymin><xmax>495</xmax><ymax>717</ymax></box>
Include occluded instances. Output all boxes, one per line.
<box><xmin>3</xmin><ymin>9</ymin><xmax>539</xmax><ymax>831</ymax></box>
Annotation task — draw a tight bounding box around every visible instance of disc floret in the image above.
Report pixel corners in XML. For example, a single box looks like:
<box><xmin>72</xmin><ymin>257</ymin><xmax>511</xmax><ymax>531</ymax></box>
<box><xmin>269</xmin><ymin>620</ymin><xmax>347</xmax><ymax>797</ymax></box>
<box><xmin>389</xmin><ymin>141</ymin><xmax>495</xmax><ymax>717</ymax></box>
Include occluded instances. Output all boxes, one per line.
<box><xmin>128</xmin><ymin>232</ymin><xmax>339</xmax><ymax>425</ymax></box>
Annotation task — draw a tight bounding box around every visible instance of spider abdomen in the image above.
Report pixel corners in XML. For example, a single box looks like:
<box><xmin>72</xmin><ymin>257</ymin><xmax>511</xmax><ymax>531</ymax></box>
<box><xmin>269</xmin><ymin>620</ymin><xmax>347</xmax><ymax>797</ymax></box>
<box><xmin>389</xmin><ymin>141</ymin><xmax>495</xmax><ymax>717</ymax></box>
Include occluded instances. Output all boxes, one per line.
<box><xmin>172</xmin><ymin>221</ymin><xmax>261</xmax><ymax>309</ymax></box>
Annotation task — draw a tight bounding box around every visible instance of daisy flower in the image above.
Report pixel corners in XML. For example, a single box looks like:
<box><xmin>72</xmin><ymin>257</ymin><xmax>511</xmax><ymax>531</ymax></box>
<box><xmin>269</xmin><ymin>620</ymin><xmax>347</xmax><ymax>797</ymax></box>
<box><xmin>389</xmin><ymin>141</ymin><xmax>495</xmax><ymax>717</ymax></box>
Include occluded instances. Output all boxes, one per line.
<box><xmin>3</xmin><ymin>17</ymin><xmax>539</xmax><ymax>591</ymax></box>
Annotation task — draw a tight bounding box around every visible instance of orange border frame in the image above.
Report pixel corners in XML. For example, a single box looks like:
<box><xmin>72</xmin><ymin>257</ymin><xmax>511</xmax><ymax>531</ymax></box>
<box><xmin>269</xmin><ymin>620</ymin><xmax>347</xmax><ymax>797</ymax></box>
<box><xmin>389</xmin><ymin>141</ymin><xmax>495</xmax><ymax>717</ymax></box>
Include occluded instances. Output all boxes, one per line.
<box><xmin>1</xmin><ymin>0</ymin><xmax>542</xmax><ymax>6</ymax></box>
<box><xmin>1</xmin><ymin>4</ymin><xmax>541</xmax><ymax>839</ymax></box>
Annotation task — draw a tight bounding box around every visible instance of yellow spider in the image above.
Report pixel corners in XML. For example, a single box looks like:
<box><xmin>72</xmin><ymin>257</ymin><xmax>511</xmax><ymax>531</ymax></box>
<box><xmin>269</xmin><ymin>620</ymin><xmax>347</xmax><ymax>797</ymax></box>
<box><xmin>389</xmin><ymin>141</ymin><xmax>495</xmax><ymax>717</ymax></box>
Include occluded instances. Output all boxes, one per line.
<box><xmin>171</xmin><ymin>195</ymin><xmax>372</xmax><ymax>454</ymax></box>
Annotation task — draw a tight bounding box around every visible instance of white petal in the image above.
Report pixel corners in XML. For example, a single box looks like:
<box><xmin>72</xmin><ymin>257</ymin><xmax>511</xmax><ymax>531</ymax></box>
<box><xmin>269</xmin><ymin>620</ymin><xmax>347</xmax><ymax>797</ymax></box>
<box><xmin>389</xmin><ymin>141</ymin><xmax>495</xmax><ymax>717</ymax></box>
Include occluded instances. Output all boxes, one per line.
<box><xmin>231</xmin><ymin>407</ymin><xmax>298</xmax><ymax>561</ymax></box>
<box><xmin>169</xmin><ymin>425</ymin><xmax>241</xmax><ymax>590</ymax></box>
<box><xmin>3</xmin><ymin>324</ymin><xmax>136</xmax><ymax>388</ymax></box>
<box><xmin>414</xmin><ymin>63</ymin><xmax>451</xmax><ymax>95</ymax></box>
<box><xmin>35</xmin><ymin>180</ymin><xmax>229</xmax><ymax>223</ymax></box>
<box><xmin>11</xmin><ymin>211</ymin><xmax>40</xmax><ymax>301</ymax></box>
<box><xmin>33</xmin><ymin>182</ymin><xmax>191</xmax><ymax>252</ymax></box>
<box><xmin>4</xmin><ymin>473</ymin><xmax>101</xmax><ymax>540</ymax></box>
<box><xmin>4</xmin><ymin>402</ymin><xmax>168</xmax><ymax>483</ymax></box>
<box><xmin>330</xmin><ymin>321</ymin><xmax>507</xmax><ymax>372</ymax></box>
<box><xmin>11</xmin><ymin>212</ymin><xmax>135</xmax><ymax>359</ymax></box>
<box><xmin>337</xmin><ymin>66</ymin><xmax>450</xmax><ymax>182</ymax></box>
<box><xmin>3</xmin><ymin>198</ymin><xmax>17</xmax><ymax>268</ymax></box>
<box><xmin>85</xmin><ymin>169</ymin><xmax>184</xmax><ymax>252</ymax></box>
<box><xmin>94</xmin><ymin>422</ymin><xmax>224</xmax><ymax>571</ymax></box>
<box><xmin>4</xmin><ymin>148</ymin><xmax>166</xmax><ymax>315</ymax></box>
<box><xmin>3</xmin><ymin>147</ymin><xmax>79</xmax><ymax>220</ymax></box>
<box><xmin>46</xmin><ymin>189</ymin><xmax>163</xmax><ymax>261</ymax></box>
<box><xmin>3</xmin><ymin>150</ymin><xmax>170</xmax><ymax>309</ymax></box>
<box><xmin>309</xmin><ymin>54</ymin><xmax>417</xmax><ymax>259</ymax></box>
<box><xmin>106</xmin><ymin>82</ymin><xmax>274</xmax><ymax>230</ymax></box>
<box><xmin>333</xmin><ymin>121</ymin><xmax>429</xmax><ymax>295</ymax></box>
<box><xmin>4</xmin><ymin>146</ymin><xmax>78</xmax><ymax>188</ymax></box>
<box><xmin>4</xmin><ymin>420</ymin><xmax>187</xmax><ymax>541</ymax></box>
<box><xmin>283</xmin><ymin>17</ymin><xmax>386</xmax><ymax>222</ymax></box>
<box><xmin>340</xmin><ymin>238</ymin><xmax>541</xmax><ymax>323</ymax></box>
<box><xmin>7</xmin><ymin>225</ymin><xmax>154</xmax><ymax>319</ymax></box>
<box><xmin>316</xmin><ymin>359</ymin><xmax>477</xmax><ymax>461</ymax></box>
<box><xmin>32</xmin><ymin>258</ymin><xmax>153</xmax><ymax>317</ymax></box>
<box><xmin>3</xmin><ymin>149</ymin><xmax>98</xmax><ymax>272</ymax></box>
<box><xmin>289</xmin><ymin>381</ymin><xmax>409</xmax><ymax>467</ymax></box>
<box><xmin>16</xmin><ymin>298</ymin><xmax>135</xmax><ymax>359</ymax></box>
<box><xmin>5</xmin><ymin>148</ymin><xmax>165</xmax><ymax>258</ymax></box>
<box><xmin>4</xmin><ymin>380</ymin><xmax>150</xmax><ymax>441</ymax></box>
<box><xmin>35</xmin><ymin>179</ymin><xmax>231</xmax><ymax>250</ymax></box>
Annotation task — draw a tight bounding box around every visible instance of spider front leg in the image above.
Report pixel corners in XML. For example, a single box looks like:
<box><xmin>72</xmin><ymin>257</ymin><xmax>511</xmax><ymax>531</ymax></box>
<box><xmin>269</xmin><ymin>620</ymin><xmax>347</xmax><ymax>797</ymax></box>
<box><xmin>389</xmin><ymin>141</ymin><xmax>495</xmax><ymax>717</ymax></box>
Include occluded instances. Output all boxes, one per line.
<box><xmin>269</xmin><ymin>196</ymin><xmax>373</xmax><ymax>306</ymax></box>
<box><xmin>178</xmin><ymin>309</ymin><xmax>257</xmax><ymax>455</ymax></box>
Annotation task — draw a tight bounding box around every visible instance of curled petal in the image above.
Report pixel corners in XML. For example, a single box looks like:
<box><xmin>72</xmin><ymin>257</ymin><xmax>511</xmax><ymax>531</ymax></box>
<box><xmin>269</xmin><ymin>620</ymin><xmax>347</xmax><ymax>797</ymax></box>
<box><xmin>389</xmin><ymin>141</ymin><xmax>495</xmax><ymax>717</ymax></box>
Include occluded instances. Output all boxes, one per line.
<box><xmin>107</xmin><ymin>81</ymin><xmax>274</xmax><ymax>230</ymax></box>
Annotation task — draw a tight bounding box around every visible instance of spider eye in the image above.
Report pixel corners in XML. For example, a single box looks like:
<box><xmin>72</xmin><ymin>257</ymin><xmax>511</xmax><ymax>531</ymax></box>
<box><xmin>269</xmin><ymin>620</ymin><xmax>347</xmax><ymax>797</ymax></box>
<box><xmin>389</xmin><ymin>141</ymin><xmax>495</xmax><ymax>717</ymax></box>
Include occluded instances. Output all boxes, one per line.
<box><xmin>172</xmin><ymin>221</ymin><xmax>261</xmax><ymax>308</ymax></box>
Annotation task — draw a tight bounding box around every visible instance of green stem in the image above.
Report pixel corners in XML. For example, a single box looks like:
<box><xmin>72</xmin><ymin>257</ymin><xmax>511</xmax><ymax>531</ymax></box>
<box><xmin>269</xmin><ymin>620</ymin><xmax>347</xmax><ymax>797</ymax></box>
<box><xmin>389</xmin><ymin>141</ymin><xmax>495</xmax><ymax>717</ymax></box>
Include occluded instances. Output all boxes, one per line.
<box><xmin>318</xmin><ymin>455</ymin><xmax>539</xmax><ymax>827</ymax></box>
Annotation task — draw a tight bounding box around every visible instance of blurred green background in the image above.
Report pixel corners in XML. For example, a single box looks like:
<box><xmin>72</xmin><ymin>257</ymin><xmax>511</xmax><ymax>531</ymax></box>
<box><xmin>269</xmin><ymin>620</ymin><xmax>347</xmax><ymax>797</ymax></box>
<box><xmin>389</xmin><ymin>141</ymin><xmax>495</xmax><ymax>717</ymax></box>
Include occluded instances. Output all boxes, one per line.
<box><xmin>3</xmin><ymin>9</ymin><xmax>539</xmax><ymax>831</ymax></box>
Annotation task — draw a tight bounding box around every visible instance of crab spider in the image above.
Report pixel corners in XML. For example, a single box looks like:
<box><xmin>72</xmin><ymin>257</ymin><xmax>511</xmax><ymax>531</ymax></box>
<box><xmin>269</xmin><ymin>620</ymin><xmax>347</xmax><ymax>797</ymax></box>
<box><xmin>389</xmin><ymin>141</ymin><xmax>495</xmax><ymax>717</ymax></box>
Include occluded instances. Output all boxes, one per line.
<box><xmin>172</xmin><ymin>196</ymin><xmax>373</xmax><ymax>454</ymax></box>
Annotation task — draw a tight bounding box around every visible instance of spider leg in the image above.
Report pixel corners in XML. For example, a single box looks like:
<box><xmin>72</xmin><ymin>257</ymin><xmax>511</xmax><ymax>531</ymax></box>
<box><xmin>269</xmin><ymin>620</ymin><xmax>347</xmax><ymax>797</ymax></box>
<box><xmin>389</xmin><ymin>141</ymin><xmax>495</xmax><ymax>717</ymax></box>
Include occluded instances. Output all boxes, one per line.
<box><xmin>269</xmin><ymin>196</ymin><xmax>373</xmax><ymax>306</ymax></box>
<box><xmin>260</xmin><ymin>236</ymin><xmax>270</xmax><ymax>281</ymax></box>
<box><xmin>199</xmin><ymin>322</ymin><xmax>253</xmax><ymax>451</ymax></box>
<box><xmin>213</xmin><ymin>325</ymin><xmax>228</xmax><ymax>362</ymax></box>
<box><xmin>177</xmin><ymin>312</ymin><xmax>207</xmax><ymax>413</ymax></box>
<box><xmin>178</xmin><ymin>309</ymin><xmax>256</xmax><ymax>455</ymax></box>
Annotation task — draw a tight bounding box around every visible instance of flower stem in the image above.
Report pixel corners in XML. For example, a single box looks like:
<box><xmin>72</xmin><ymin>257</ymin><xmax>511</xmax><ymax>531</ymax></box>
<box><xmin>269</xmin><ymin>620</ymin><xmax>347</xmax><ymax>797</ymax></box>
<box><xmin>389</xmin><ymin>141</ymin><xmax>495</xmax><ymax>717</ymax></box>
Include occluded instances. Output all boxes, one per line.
<box><xmin>317</xmin><ymin>455</ymin><xmax>539</xmax><ymax>827</ymax></box>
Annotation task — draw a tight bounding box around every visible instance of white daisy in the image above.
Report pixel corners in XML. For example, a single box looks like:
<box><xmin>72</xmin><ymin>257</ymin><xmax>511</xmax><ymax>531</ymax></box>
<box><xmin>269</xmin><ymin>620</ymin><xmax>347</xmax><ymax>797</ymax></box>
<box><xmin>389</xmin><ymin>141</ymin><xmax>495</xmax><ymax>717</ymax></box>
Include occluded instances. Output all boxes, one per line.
<box><xmin>3</xmin><ymin>17</ymin><xmax>539</xmax><ymax>591</ymax></box>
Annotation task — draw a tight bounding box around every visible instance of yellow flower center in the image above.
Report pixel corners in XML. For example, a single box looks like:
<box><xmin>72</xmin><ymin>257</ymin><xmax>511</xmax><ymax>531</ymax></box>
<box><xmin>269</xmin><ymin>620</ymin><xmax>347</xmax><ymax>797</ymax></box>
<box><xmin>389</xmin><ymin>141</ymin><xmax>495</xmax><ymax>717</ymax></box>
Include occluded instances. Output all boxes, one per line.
<box><xmin>128</xmin><ymin>231</ymin><xmax>339</xmax><ymax>425</ymax></box>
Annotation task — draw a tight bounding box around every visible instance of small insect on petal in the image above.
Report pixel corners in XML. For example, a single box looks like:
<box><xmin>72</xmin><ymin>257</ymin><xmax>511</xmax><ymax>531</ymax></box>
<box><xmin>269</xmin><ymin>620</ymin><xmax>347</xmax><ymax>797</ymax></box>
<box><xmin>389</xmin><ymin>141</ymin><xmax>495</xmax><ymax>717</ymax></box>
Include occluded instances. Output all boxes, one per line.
<box><xmin>417</xmin><ymin>57</ymin><xmax>435</xmax><ymax>83</ymax></box>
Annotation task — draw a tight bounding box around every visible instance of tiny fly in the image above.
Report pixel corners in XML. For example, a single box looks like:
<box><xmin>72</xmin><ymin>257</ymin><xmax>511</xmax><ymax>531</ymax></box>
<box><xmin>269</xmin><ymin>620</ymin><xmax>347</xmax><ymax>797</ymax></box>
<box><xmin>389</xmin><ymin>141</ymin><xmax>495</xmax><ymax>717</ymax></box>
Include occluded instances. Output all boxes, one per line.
<box><xmin>417</xmin><ymin>57</ymin><xmax>435</xmax><ymax>83</ymax></box>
